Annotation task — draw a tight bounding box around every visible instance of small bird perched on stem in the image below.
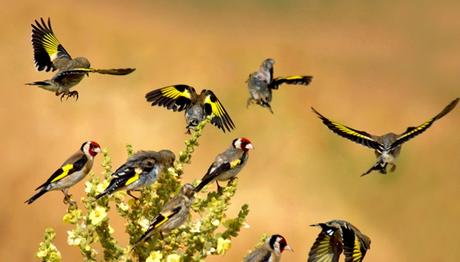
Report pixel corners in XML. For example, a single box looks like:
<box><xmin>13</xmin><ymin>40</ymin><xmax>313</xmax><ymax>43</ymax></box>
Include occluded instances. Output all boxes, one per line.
<box><xmin>145</xmin><ymin>84</ymin><xmax>235</xmax><ymax>133</ymax></box>
<box><xmin>194</xmin><ymin>137</ymin><xmax>253</xmax><ymax>193</ymax></box>
<box><xmin>133</xmin><ymin>183</ymin><xmax>195</xmax><ymax>246</ymax></box>
<box><xmin>247</xmin><ymin>58</ymin><xmax>313</xmax><ymax>113</ymax></box>
<box><xmin>308</xmin><ymin>220</ymin><xmax>371</xmax><ymax>262</ymax></box>
<box><xmin>26</xmin><ymin>17</ymin><xmax>135</xmax><ymax>101</ymax></box>
<box><xmin>25</xmin><ymin>141</ymin><xmax>101</xmax><ymax>205</ymax></box>
<box><xmin>311</xmin><ymin>97</ymin><xmax>459</xmax><ymax>176</ymax></box>
<box><xmin>95</xmin><ymin>150</ymin><xmax>175</xmax><ymax>200</ymax></box>
<box><xmin>244</xmin><ymin>234</ymin><xmax>293</xmax><ymax>262</ymax></box>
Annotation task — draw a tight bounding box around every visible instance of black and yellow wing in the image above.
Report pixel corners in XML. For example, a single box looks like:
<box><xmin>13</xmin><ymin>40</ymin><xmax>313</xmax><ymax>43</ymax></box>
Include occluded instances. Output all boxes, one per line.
<box><xmin>36</xmin><ymin>155</ymin><xmax>87</xmax><ymax>190</ymax></box>
<box><xmin>270</xmin><ymin>75</ymin><xmax>313</xmax><ymax>90</ymax></box>
<box><xmin>31</xmin><ymin>17</ymin><xmax>71</xmax><ymax>72</ymax></box>
<box><xmin>308</xmin><ymin>224</ymin><xmax>342</xmax><ymax>262</ymax></box>
<box><xmin>136</xmin><ymin>206</ymin><xmax>181</xmax><ymax>243</ymax></box>
<box><xmin>202</xmin><ymin>90</ymin><xmax>235</xmax><ymax>132</ymax></box>
<box><xmin>145</xmin><ymin>85</ymin><xmax>196</xmax><ymax>112</ymax></box>
<box><xmin>342</xmin><ymin>226</ymin><xmax>369</xmax><ymax>262</ymax></box>
<box><xmin>312</xmin><ymin>107</ymin><xmax>384</xmax><ymax>152</ymax></box>
<box><xmin>65</xmin><ymin>67</ymin><xmax>135</xmax><ymax>75</ymax></box>
<box><xmin>390</xmin><ymin>97</ymin><xmax>459</xmax><ymax>150</ymax></box>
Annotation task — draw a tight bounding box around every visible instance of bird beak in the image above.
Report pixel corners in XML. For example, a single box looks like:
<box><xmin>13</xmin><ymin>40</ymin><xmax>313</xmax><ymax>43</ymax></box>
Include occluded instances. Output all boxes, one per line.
<box><xmin>245</xmin><ymin>143</ymin><xmax>254</xmax><ymax>150</ymax></box>
<box><xmin>285</xmin><ymin>245</ymin><xmax>293</xmax><ymax>252</ymax></box>
<box><xmin>94</xmin><ymin>147</ymin><xmax>101</xmax><ymax>153</ymax></box>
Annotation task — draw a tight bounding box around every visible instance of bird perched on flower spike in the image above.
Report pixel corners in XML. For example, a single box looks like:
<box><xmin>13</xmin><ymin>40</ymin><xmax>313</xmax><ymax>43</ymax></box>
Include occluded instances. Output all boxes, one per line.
<box><xmin>133</xmin><ymin>183</ymin><xmax>195</xmax><ymax>245</ymax></box>
<box><xmin>25</xmin><ymin>141</ymin><xmax>101</xmax><ymax>205</ymax></box>
<box><xmin>312</xmin><ymin>97</ymin><xmax>459</xmax><ymax>176</ymax></box>
<box><xmin>95</xmin><ymin>150</ymin><xmax>175</xmax><ymax>200</ymax></box>
<box><xmin>26</xmin><ymin>17</ymin><xmax>135</xmax><ymax>100</ymax></box>
<box><xmin>246</xmin><ymin>58</ymin><xmax>313</xmax><ymax>113</ymax></box>
<box><xmin>194</xmin><ymin>137</ymin><xmax>253</xmax><ymax>192</ymax></box>
<box><xmin>308</xmin><ymin>220</ymin><xmax>371</xmax><ymax>262</ymax></box>
<box><xmin>244</xmin><ymin>234</ymin><xmax>293</xmax><ymax>262</ymax></box>
<box><xmin>145</xmin><ymin>85</ymin><xmax>235</xmax><ymax>133</ymax></box>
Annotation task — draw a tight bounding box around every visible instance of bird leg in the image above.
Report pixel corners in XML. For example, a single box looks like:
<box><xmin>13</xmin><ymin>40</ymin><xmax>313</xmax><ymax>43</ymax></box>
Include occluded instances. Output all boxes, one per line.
<box><xmin>361</xmin><ymin>160</ymin><xmax>385</xmax><ymax>177</ymax></box>
<box><xmin>389</xmin><ymin>163</ymin><xmax>397</xmax><ymax>172</ymax></box>
<box><xmin>216</xmin><ymin>181</ymin><xmax>224</xmax><ymax>193</ymax></box>
<box><xmin>127</xmin><ymin>190</ymin><xmax>140</xmax><ymax>200</ymax></box>
<box><xmin>61</xmin><ymin>189</ymin><xmax>77</xmax><ymax>207</ymax></box>
<box><xmin>246</xmin><ymin>98</ymin><xmax>255</xmax><ymax>108</ymax></box>
<box><xmin>59</xmin><ymin>91</ymin><xmax>79</xmax><ymax>101</ymax></box>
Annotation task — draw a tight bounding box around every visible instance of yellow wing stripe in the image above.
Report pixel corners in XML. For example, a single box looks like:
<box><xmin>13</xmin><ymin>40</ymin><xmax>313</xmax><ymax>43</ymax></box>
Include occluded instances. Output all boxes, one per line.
<box><xmin>396</xmin><ymin>118</ymin><xmax>433</xmax><ymax>141</ymax></box>
<box><xmin>204</xmin><ymin>95</ymin><xmax>226</xmax><ymax>118</ymax></box>
<box><xmin>230</xmin><ymin>159</ymin><xmax>241</xmax><ymax>169</ymax></box>
<box><xmin>352</xmin><ymin>237</ymin><xmax>363</xmax><ymax>261</ymax></box>
<box><xmin>41</xmin><ymin>33</ymin><xmax>60</xmax><ymax>58</ymax></box>
<box><xmin>333</xmin><ymin>122</ymin><xmax>375</xmax><ymax>141</ymax></box>
<box><xmin>125</xmin><ymin>168</ymin><xmax>142</xmax><ymax>186</ymax></box>
<box><xmin>285</xmin><ymin>75</ymin><xmax>305</xmax><ymax>80</ymax></box>
<box><xmin>51</xmin><ymin>163</ymin><xmax>73</xmax><ymax>183</ymax></box>
<box><xmin>160</xmin><ymin>86</ymin><xmax>192</xmax><ymax>99</ymax></box>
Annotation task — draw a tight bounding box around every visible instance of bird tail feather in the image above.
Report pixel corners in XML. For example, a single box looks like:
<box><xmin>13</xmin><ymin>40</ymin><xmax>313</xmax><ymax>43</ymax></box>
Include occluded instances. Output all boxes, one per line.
<box><xmin>25</xmin><ymin>188</ymin><xmax>47</xmax><ymax>204</ymax></box>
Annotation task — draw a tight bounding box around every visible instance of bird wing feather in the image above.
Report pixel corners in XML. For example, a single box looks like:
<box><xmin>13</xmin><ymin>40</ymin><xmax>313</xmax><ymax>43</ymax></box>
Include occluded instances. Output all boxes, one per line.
<box><xmin>145</xmin><ymin>84</ymin><xmax>195</xmax><ymax>112</ymax></box>
<box><xmin>202</xmin><ymin>90</ymin><xmax>235</xmax><ymax>132</ymax></box>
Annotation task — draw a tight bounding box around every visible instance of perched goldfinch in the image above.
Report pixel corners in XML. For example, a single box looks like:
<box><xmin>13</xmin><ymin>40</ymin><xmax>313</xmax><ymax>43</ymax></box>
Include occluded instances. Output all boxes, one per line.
<box><xmin>134</xmin><ymin>183</ymin><xmax>195</xmax><ymax>244</ymax></box>
<box><xmin>244</xmin><ymin>234</ymin><xmax>293</xmax><ymax>262</ymax></box>
<box><xmin>194</xmin><ymin>137</ymin><xmax>253</xmax><ymax>192</ymax></box>
<box><xmin>95</xmin><ymin>150</ymin><xmax>175</xmax><ymax>200</ymax></box>
<box><xmin>25</xmin><ymin>141</ymin><xmax>101</xmax><ymax>204</ymax></box>
<box><xmin>26</xmin><ymin>17</ymin><xmax>135</xmax><ymax>100</ymax></box>
<box><xmin>145</xmin><ymin>84</ymin><xmax>235</xmax><ymax>133</ymax></box>
<box><xmin>311</xmin><ymin>97</ymin><xmax>459</xmax><ymax>176</ymax></box>
<box><xmin>247</xmin><ymin>58</ymin><xmax>312</xmax><ymax>113</ymax></box>
<box><xmin>308</xmin><ymin>220</ymin><xmax>371</xmax><ymax>262</ymax></box>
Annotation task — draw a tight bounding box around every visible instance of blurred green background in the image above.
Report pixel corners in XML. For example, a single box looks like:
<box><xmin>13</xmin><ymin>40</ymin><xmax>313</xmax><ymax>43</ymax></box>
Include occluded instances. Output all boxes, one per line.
<box><xmin>1</xmin><ymin>0</ymin><xmax>459</xmax><ymax>261</ymax></box>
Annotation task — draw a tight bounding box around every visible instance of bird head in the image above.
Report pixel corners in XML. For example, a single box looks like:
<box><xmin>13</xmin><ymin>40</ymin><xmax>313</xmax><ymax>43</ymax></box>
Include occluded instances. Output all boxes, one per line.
<box><xmin>268</xmin><ymin>234</ymin><xmax>293</xmax><ymax>255</ymax></box>
<box><xmin>232</xmin><ymin>137</ymin><xmax>254</xmax><ymax>151</ymax></box>
<box><xmin>81</xmin><ymin>141</ymin><xmax>101</xmax><ymax>157</ymax></box>
<box><xmin>74</xmin><ymin>57</ymin><xmax>91</xmax><ymax>76</ymax></box>
<box><xmin>261</xmin><ymin>58</ymin><xmax>275</xmax><ymax>69</ymax></box>
<box><xmin>180</xmin><ymin>183</ymin><xmax>195</xmax><ymax>198</ymax></box>
<box><xmin>159</xmin><ymin>150</ymin><xmax>176</xmax><ymax>166</ymax></box>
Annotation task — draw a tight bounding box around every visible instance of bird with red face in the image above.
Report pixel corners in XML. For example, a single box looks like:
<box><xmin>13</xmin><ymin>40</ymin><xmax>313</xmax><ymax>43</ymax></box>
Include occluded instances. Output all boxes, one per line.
<box><xmin>25</xmin><ymin>141</ymin><xmax>101</xmax><ymax>205</ymax></box>
<box><xmin>244</xmin><ymin>234</ymin><xmax>293</xmax><ymax>262</ymax></box>
<box><xmin>194</xmin><ymin>137</ymin><xmax>253</xmax><ymax>192</ymax></box>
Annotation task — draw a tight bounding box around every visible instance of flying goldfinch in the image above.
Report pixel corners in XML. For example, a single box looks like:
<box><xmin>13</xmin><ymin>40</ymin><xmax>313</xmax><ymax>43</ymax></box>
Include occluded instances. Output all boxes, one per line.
<box><xmin>134</xmin><ymin>183</ymin><xmax>195</xmax><ymax>244</ymax></box>
<box><xmin>25</xmin><ymin>141</ymin><xmax>101</xmax><ymax>204</ymax></box>
<box><xmin>308</xmin><ymin>220</ymin><xmax>371</xmax><ymax>262</ymax></box>
<box><xmin>95</xmin><ymin>150</ymin><xmax>175</xmax><ymax>200</ymax></box>
<box><xmin>247</xmin><ymin>58</ymin><xmax>312</xmax><ymax>113</ymax></box>
<box><xmin>311</xmin><ymin>97</ymin><xmax>459</xmax><ymax>176</ymax></box>
<box><xmin>244</xmin><ymin>234</ymin><xmax>293</xmax><ymax>262</ymax></box>
<box><xmin>26</xmin><ymin>17</ymin><xmax>135</xmax><ymax>100</ymax></box>
<box><xmin>145</xmin><ymin>85</ymin><xmax>235</xmax><ymax>133</ymax></box>
<box><xmin>194</xmin><ymin>137</ymin><xmax>253</xmax><ymax>192</ymax></box>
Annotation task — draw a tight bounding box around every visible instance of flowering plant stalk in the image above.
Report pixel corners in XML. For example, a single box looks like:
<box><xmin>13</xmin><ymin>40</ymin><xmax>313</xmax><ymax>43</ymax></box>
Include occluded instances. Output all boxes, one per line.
<box><xmin>36</xmin><ymin>117</ymin><xmax>250</xmax><ymax>262</ymax></box>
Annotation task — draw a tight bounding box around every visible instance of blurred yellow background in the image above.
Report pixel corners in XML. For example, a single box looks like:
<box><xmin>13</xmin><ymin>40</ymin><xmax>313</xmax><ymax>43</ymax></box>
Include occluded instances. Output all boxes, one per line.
<box><xmin>1</xmin><ymin>0</ymin><xmax>459</xmax><ymax>261</ymax></box>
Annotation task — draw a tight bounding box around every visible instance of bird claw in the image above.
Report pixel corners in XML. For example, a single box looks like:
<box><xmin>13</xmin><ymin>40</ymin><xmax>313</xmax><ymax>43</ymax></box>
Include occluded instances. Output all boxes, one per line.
<box><xmin>60</xmin><ymin>91</ymin><xmax>79</xmax><ymax>101</ymax></box>
<box><xmin>63</xmin><ymin>194</ymin><xmax>78</xmax><ymax>208</ymax></box>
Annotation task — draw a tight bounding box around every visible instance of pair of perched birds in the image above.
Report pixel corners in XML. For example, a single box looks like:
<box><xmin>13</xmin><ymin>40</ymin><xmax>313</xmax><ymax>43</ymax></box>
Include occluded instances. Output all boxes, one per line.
<box><xmin>244</xmin><ymin>219</ymin><xmax>370</xmax><ymax>262</ymax></box>
<box><xmin>25</xmin><ymin>137</ymin><xmax>254</xmax><ymax>246</ymax></box>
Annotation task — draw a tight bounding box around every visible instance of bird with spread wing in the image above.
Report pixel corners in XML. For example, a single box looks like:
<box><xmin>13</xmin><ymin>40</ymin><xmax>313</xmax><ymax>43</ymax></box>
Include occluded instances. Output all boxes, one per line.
<box><xmin>308</xmin><ymin>220</ymin><xmax>371</xmax><ymax>262</ymax></box>
<box><xmin>145</xmin><ymin>84</ymin><xmax>235</xmax><ymax>133</ymax></box>
<box><xmin>247</xmin><ymin>58</ymin><xmax>313</xmax><ymax>113</ymax></box>
<box><xmin>312</xmin><ymin>98</ymin><xmax>459</xmax><ymax>176</ymax></box>
<box><xmin>26</xmin><ymin>17</ymin><xmax>135</xmax><ymax>100</ymax></box>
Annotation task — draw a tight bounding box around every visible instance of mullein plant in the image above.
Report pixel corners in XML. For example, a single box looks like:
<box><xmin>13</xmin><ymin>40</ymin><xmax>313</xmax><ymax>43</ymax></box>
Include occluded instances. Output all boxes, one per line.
<box><xmin>36</xmin><ymin>117</ymin><xmax>250</xmax><ymax>262</ymax></box>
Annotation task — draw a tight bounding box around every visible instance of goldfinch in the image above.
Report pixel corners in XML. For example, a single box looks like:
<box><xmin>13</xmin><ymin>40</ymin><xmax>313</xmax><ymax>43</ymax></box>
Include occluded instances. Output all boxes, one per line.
<box><xmin>194</xmin><ymin>137</ymin><xmax>253</xmax><ymax>192</ymax></box>
<box><xmin>145</xmin><ymin>85</ymin><xmax>235</xmax><ymax>133</ymax></box>
<box><xmin>25</xmin><ymin>141</ymin><xmax>101</xmax><ymax>204</ymax></box>
<box><xmin>308</xmin><ymin>220</ymin><xmax>371</xmax><ymax>262</ymax></box>
<box><xmin>134</xmin><ymin>183</ymin><xmax>195</xmax><ymax>244</ymax></box>
<box><xmin>247</xmin><ymin>58</ymin><xmax>312</xmax><ymax>113</ymax></box>
<box><xmin>95</xmin><ymin>150</ymin><xmax>175</xmax><ymax>200</ymax></box>
<box><xmin>244</xmin><ymin>234</ymin><xmax>293</xmax><ymax>262</ymax></box>
<box><xmin>26</xmin><ymin>17</ymin><xmax>135</xmax><ymax>100</ymax></box>
<box><xmin>311</xmin><ymin>97</ymin><xmax>459</xmax><ymax>176</ymax></box>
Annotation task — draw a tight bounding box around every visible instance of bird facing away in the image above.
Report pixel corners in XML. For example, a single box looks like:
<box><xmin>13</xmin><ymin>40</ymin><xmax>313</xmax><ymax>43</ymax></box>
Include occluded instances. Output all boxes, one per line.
<box><xmin>246</xmin><ymin>58</ymin><xmax>313</xmax><ymax>113</ymax></box>
<box><xmin>95</xmin><ymin>150</ymin><xmax>175</xmax><ymax>200</ymax></box>
<box><xmin>308</xmin><ymin>220</ymin><xmax>371</xmax><ymax>262</ymax></box>
<box><xmin>133</xmin><ymin>183</ymin><xmax>195</xmax><ymax>245</ymax></box>
<box><xmin>25</xmin><ymin>141</ymin><xmax>101</xmax><ymax>205</ymax></box>
<box><xmin>311</xmin><ymin>97</ymin><xmax>459</xmax><ymax>176</ymax></box>
<box><xmin>244</xmin><ymin>234</ymin><xmax>293</xmax><ymax>262</ymax></box>
<box><xmin>145</xmin><ymin>84</ymin><xmax>235</xmax><ymax>133</ymax></box>
<box><xmin>26</xmin><ymin>17</ymin><xmax>135</xmax><ymax>100</ymax></box>
<box><xmin>194</xmin><ymin>137</ymin><xmax>253</xmax><ymax>192</ymax></box>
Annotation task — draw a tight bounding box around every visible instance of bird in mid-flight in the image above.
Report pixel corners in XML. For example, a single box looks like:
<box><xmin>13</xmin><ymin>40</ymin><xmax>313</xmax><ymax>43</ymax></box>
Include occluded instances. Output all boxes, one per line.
<box><xmin>26</xmin><ymin>17</ymin><xmax>135</xmax><ymax>100</ymax></box>
<box><xmin>247</xmin><ymin>58</ymin><xmax>312</xmax><ymax>113</ymax></box>
<box><xmin>312</xmin><ymin>97</ymin><xmax>459</xmax><ymax>176</ymax></box>
<box><xmin>145</xmin><ymin>84</ymin><xmax>235</xmax><ymax>133</ymax></box>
